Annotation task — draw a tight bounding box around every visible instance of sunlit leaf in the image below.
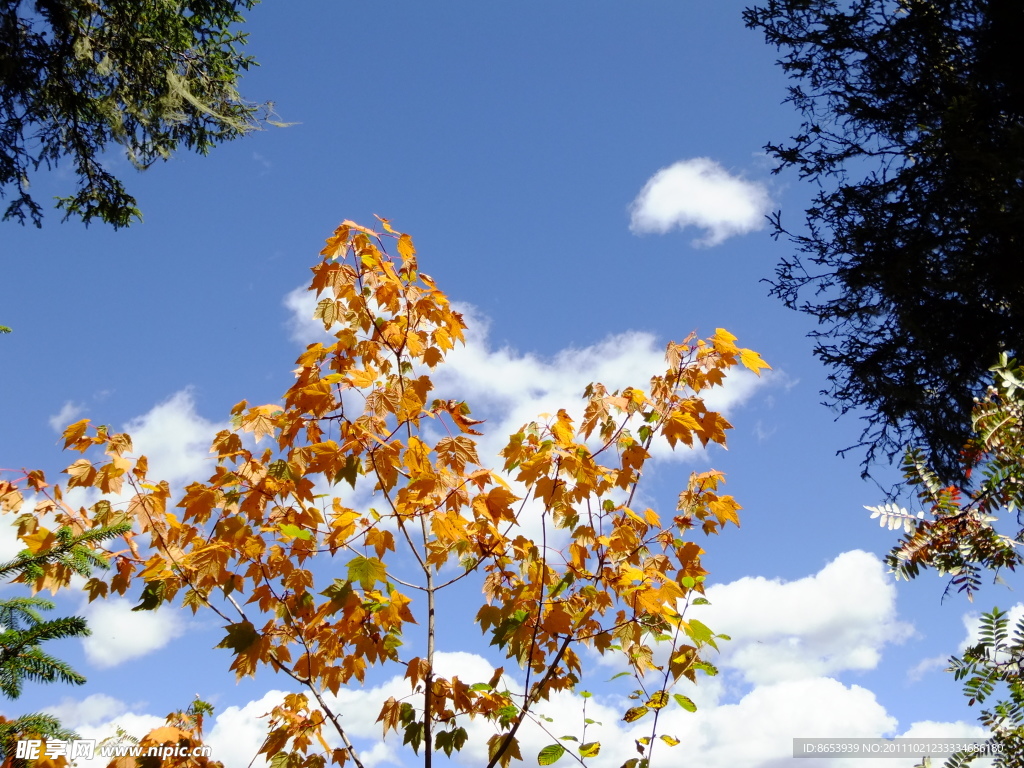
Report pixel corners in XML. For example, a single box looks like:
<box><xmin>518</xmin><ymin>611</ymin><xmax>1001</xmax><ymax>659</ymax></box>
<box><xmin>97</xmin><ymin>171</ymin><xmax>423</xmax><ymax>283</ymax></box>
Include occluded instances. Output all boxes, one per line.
<box><xmin>537</xmin><ymin>744</ymin><xmax>565</xmax><ymax>765</ymax></box>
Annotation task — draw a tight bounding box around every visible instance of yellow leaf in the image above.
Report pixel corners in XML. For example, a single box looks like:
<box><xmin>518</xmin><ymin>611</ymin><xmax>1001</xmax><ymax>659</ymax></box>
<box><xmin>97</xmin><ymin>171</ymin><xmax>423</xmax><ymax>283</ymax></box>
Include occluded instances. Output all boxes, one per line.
<box><xmin>709</xmin><ymin>496</ymin><xmax>742</xmax><ymax>527</ymax></box>
<box><xmin>552</xmin><ymin>409</ymin><xmax>575</xmax><ymax>446</ymax></box>
<box><xmin>711</xmin><ymin>328</ymin><xmax>739</xmax><ymax>354</ymax></box>
<box><xmin>647</xmin><ymin>690</ymin><xmax>669</xmax><ymax>710</ymax></box>
<box><xmin>65</xmin><ymin>458</ymin><xmax>97</xmax><ymax>488</ymax></box>
<box><xmin>739</xmin><ymin>347</ymin><xmax>771</xmax><ymax>375</ymax></box>
<box><xmin>340</xmin><ymin>219</ymin><xmax>379</xmax><ymax>236</ymax></box>
<box><xmin>61</xmin><ymin>418</ymin><xmax>90</xmax><ymax>449</ymax></box>
<box><xmin>350</xmin><ymin>368</ymin><xmax>377</xmax><ymax>388</ymax></box>
<box><xmin>320</xmin><ymin>224</ymin><xmax>350</xmax><ymax>258</ymax></box>
<box><xmin>622</xmin><ymin>705</ymin><xmax>649</xmax><ymax>723</ymax></box>
<box><xmin>398</xmin><ymin>233</ymin><xmax>416</xmax><ymax>263</ymax></box>
<box><xmin>579</xmin><ymin>742</ymin><xmax>601</xmax><ymax>758</ymax></box>
<box><xmin>542</xmin><ymin>605</ymin><xmax>573</xmax><ymax>635</ymax></box>
<box><xmin>314</xmin><ymin>297</ymin><xmax>340</xmax><ymax>329</ymax></box>
<box><xmin>242</xmin><ymin>405</ymin><xmax>282</xmax><ymax>443</ymax></box>
<box><xmin>623</xmin><ymin>507</ymin><xmax>647</xmax><ymax>526</ymax></box>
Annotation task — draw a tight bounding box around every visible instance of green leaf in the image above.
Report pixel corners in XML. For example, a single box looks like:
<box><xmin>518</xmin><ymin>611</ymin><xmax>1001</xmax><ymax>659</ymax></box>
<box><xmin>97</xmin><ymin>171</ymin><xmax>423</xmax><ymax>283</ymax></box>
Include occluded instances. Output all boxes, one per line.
<box><xmin>320</xmin><ymin>578</ymin><xmax>352</xmax><ymax>604</ymax></box>
<box><xmin>452</xmin><ymin>727</ymin><xmax>468</xmax><ymax>753</ymax></box>
<box><xmin>347</xmin><ymin>555</ymin><xmax>387</xmax><ymax>590</ymax></box>
<box><xmin>549</xmin><ymin>572</ymin><xmax>575</xmax><ymax>598</ymax></box>
<box><xmin>398</xmin><ymin>702</ymin><xmax>416</xmax><ymax>727</ymax></box>
<box><xmin>132</xmin><ymin>580</ymin><xmax>166</xmax><ymax>611</ymax></box>
<box><xmin>435</xmin><ymin>730</ymin><xmax>453</xmax><ymax>757</ymax></box>
<box><xmin>268</xmin><ymin>459</ymin><xmax>299</xmax><ymax>481</ymax></box>
<box><xmin>673</xmin><ymin>693</ymin><xmax>697</xmax><ymax>712</ymax></box>
<box><xmin>692</xmin><ymin>660</ymin><xmax>718</xmax><ymax>676</ymax></box>
<box><xmin>538</xmin><ymin>744</ymin><xmax>566</xmax><ymax>765</ymax></box>
<box><xmin>684</xmin><ymin>618</ymin><xmax>714</xmax><ymax>643</ymax></box>
<box><xmin>216</xmin><ymin>621</ymin><xmax>259</xmax><ymax>653</ymax></box>
<box><xmin>278</xmin><ymin>523</ymin><xmax>312</xmax><ymax>541</ymax></box>
<box><xmin>691</xmin><ymin>596</ymin><xmax>711</xmax><ymax>605</ymax></box>
<box><xmin>403</xmin><ymin>721</ymin><xmax>424</xmax><ymax>753</ymax></box>
<box><xmin>333</xmin><ymin>454</ymin><xmax>362</xmax><ymax>488</ymax></box>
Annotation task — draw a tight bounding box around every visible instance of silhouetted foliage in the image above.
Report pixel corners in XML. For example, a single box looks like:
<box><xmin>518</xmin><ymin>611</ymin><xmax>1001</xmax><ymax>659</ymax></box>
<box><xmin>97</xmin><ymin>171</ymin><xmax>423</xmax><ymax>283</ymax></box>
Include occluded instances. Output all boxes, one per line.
<box><xmin>745</xmin><ymin>0</ymin><xmax>1024</xmax><ymax>480</ymax></box>
<box><xmin>0</xmin><ymin>0</ymin><xmax>266</xmax><ymax>228</ymax></box>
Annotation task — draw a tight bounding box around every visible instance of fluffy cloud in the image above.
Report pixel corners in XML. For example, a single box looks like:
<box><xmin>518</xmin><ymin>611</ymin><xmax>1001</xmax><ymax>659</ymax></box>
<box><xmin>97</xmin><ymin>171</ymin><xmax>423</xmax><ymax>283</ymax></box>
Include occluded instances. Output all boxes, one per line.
<box><xmin>121</xmin><ymin>389</ymin><xmax>226</xmax><ymax>488</ymax></box>
<box><xmin>0</xmin><ymin>511</ymin><xmax>25</xmax><ymax>565</ymax></box>
<box><xmin>80</xmin><ymin>598</ymin><xmax>185</xmax><ymax>668</ymax></box>
<box><xmin>42</xmin><ymin>696</ymin><xmax>166</xmax><ymax>768</ymax></box>
<box><xmin>629</xmin><ymin>157</ymin><xmax>771</xmax><ymax>246</ymax></box>
<box><xmin>284</xmin><ymin>284</ymin><xmax>326</xmax><ymax>345</ymax></box>
<box><xmin>959</xmin><ymin>602</ymin><xmax>1024</xmax><ymax>653</ymax></box>
<box><xmin>703</xmin><ymin>550</ymin><xmax>914</xmax><ymax>685</ymax></box>
<box><xmin>49</xmin><ymin>400</ymin><xmax>84</xmax><ymax>432</ymax></box>
<box><xmin>44</xmin><ymin>693</ymin><xmax>134</xmax><ymax>728</ymax></box>
<box><xmin>907</xmin><ymin>654</ymin><xmax>949</xmax><ymax>682</ymax></box>
<box><xmin>205</xmin><ymin>690</ymin><xmax>289</xmax><ymax>768</ymax></box>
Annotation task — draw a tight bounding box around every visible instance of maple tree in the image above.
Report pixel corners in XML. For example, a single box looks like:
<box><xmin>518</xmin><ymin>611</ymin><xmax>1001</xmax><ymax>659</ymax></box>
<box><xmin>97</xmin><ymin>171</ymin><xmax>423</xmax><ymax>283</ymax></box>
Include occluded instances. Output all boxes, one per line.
<box><xmin>0</xmin><ymin>219</ymin><xmax>769</xmax><ymax>768</ymax></box>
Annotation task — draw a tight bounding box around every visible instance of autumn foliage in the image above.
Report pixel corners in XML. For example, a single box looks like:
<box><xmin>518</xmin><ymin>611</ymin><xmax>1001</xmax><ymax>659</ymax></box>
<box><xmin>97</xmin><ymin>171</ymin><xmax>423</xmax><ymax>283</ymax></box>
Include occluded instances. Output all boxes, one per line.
<box><xmin>0</xmin><ymin>219</ymin><xmax>769</xmax><ymax>768</ymax></box>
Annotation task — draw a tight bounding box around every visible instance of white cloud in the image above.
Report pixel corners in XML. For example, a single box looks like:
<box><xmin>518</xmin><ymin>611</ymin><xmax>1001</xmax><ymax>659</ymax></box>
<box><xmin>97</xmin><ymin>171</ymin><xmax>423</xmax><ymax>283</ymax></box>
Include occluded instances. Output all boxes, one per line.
<box><xmin>81</xmin><ymin>598</ymin><xmax>185</xmax><ymax>668</ymax></box>
<box><xmin>702</xmin><ymin>550</ymin><xmax>914</xmax><ymax>685</ymax></box>
<box><xmin>206</xmin><ymin>690</ymin><xmax>288</xmax><ymax>768</ymax></box>
<box><xmin>48</xmin><ymin>707</ymin><xmax>167</xmax><ymax>768</ymax></box>
<box><xmin>959</xmin><ymin>603</ymin><xmax>1024</xmax><ymax>653</ymax></box>
<box><xmin>907</xmin><ymin>654</ymin><xmax>948</xmax><ymax>682</ymax></box>
<box><xmin>285</xmin><ymin>285</ymin><xmax>327</xmax><ymax>344</ymax></box>
<box><xmin>629</xmin><ymin>157</ymin><xmax>771</xmax><ymax>246</ymax></box>
<box><xmin>657</xmin><ymin>678</ymin><xmax>898</xmax><ymax>768</ymax></box>
<box><xmin>0</xmin><ymin>514</ymin><xmax>25</xmax><ymax>565</ymax></box>
<box><xmin>44</xmin><ymin>693</ymin><xmax>130</xmax><ymax>727</ymax></box>
<box><xmin>121</xmin><ymin>389</ymin><xmax>226</xmax><ymax>488</ymax></box>
<box><xmin>49</xmin><ymin>400</ymin><xmax>84</xmax><ymax>432</ymax></box>
<box><xmin>358</xmin><ymin>741</ymin><xmax>403</xmax><ymax>768</ymax></box>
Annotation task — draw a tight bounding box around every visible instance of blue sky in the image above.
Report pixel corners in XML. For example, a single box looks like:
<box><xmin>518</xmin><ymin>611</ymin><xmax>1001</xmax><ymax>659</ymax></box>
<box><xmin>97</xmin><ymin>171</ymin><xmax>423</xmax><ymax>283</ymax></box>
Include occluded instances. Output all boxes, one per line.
<box><xmin>0</xmin><ymin>3</ymin><xmax>1007</xmax><ymax>766</ymax></box>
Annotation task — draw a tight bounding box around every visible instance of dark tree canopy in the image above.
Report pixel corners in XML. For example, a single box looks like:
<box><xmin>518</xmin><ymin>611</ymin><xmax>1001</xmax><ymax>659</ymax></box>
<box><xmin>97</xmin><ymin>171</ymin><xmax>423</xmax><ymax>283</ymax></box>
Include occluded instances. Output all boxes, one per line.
<box><xmin>0</xmin><ymin>0</ymin><xmax>265</xmax><ymax>228</ymax></box>
<box><xmin>744</xmin><ymin>0</ymin><xmax>1024</xmax><ymax>481</ymax></box>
